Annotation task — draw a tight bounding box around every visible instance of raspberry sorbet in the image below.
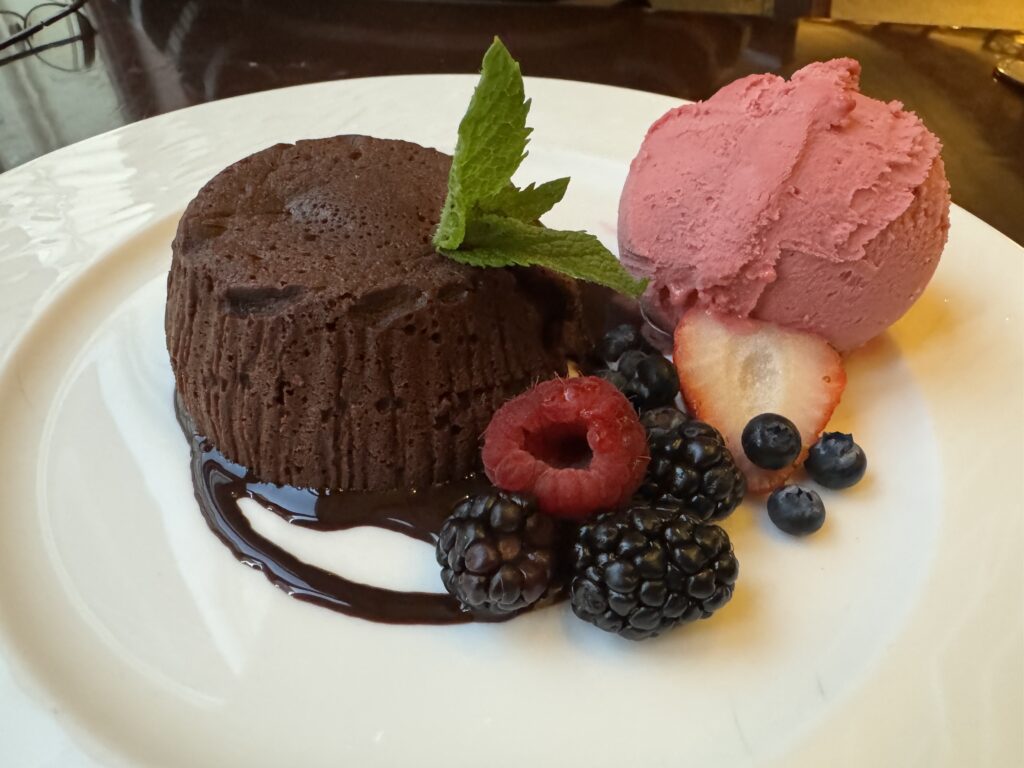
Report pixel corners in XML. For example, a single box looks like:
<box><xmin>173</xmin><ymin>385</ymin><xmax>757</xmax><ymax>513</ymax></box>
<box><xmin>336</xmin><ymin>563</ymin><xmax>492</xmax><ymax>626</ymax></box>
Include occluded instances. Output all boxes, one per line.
<box><xmin>618</xmin><ymin>58</ymin><xmax>950</xmax><ymax>352</ymax></box>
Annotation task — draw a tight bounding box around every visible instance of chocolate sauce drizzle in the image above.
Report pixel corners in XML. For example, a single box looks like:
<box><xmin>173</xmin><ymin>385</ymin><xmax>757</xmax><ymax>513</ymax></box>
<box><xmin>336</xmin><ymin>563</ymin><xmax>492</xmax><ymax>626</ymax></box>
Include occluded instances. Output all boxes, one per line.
<box><xmin>178</xmin><ymin>396</ymin><xmax>498</xmax><ymax>624</ymax></box>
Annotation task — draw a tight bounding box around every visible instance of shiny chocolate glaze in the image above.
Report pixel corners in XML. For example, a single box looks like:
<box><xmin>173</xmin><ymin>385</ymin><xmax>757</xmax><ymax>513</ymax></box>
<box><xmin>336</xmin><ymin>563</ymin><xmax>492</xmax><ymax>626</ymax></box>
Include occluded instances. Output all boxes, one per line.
<box><xmin>178</xmin><ymin>395</ymin><xmax>501</xmax><ymax>624</ymax></box>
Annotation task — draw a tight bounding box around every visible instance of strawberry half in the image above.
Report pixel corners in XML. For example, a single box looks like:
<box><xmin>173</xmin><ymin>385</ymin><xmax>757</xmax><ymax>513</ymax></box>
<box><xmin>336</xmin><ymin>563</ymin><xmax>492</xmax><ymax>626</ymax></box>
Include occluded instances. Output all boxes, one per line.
<box><xmin>673</xmin><ymin>310</ymin><xmax>846</xmax><ymax>493</ymax></box>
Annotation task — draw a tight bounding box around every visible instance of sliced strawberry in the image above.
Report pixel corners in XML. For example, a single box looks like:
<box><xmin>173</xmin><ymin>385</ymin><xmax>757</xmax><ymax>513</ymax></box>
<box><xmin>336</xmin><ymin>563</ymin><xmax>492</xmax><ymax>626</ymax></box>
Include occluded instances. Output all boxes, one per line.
<box><xmin>673</xmin><ymin>310</ymin><xmax>846</xmax><ymax>493</ymax></box>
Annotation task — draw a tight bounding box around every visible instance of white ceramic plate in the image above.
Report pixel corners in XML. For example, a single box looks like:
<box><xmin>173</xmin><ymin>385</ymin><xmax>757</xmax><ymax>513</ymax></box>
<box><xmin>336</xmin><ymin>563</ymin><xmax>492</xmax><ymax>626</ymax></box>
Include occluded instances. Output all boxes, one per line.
<box><xmin>0</xmin><ymin>76</ymin><xmax>1021</xmax><ymax>768</ymax></box>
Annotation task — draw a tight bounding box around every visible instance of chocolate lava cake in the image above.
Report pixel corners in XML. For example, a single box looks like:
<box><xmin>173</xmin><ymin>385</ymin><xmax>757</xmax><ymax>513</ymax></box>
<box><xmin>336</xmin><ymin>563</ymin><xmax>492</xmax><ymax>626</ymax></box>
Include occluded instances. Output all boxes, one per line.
<box><xmin>166</xmin><ymin>135</ymin><xmax>592</xmax><ymax>491</ymax></box>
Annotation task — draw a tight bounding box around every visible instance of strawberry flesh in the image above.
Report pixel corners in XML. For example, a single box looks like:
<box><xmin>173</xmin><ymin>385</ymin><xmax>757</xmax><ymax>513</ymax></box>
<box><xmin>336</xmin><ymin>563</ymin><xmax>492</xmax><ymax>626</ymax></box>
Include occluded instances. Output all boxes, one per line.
<box><xmin>673</xmin><ymin>310</ymin><xmax>846</xmax><ymax>493</ymax></box>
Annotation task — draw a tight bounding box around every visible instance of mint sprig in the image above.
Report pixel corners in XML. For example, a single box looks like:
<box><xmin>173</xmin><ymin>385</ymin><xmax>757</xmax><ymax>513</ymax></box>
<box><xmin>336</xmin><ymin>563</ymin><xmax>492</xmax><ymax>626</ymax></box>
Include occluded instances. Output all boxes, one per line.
<box><xmin>433</xmin><ymin>38</ymin><xmax>532</xmax><ymax>250</ymax></box>
<box><xmin>433</xmin><ymin>38</ymin><xmax>647</xmax><ymax>298</ymax></box>
<box><xmin>445</xmin><ymin>214</ymin><xmax>647</xmax><ymax>297</ymax></box>
<box><xmin>478</xmin><ymin>178</ymin><xmax>569</xmax><ymax>223</ymax></box>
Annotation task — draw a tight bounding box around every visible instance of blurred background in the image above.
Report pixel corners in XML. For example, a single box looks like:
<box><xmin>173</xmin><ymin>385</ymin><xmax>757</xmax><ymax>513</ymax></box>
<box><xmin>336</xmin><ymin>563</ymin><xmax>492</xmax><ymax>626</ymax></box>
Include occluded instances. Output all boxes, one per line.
<box><xmin>1</xmin><ymin>0</ymin><xmax>1022</xmax><ymax>243</ymax></box>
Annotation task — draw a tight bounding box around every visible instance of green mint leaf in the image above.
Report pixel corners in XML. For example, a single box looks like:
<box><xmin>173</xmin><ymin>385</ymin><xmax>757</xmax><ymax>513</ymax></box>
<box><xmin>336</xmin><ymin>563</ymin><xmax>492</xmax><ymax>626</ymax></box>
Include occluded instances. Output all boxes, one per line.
<box><xmin>434</xmin><ymin>38</ymin><xmax>647</xmax><ymax>298</ymax></box>
<box><xmin>433</xmin><ymin>38</ymin><xmax>531</xmax><ymax>250</ymax></box>
<box><xmin>479</xmin><ymin>178</ymin><xmax>570</xmax><ymax>222</ymax></box>
<box><xmin>442</xmin><ymin>214</ymin><xmax>648</xmax><ymax>298</ymax></box>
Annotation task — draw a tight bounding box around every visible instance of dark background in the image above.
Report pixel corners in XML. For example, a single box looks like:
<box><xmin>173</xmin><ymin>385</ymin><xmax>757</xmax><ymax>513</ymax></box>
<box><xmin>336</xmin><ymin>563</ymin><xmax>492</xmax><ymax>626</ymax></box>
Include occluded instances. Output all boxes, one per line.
<box><xmin>1</xmin><ymin>0</ymin><xmax>1022</xmax><ymax>244</ymax></box>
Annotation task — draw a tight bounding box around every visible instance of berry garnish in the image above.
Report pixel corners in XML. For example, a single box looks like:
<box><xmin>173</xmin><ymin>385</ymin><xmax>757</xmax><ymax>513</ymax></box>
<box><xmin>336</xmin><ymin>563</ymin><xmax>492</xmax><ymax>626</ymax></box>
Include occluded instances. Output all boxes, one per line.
<box><xmin>437</xmin><ymin>491</ymin><xmax>563</xmax><ymax>615</ymax></box>
<box><xmin>629</xmin><ymin>354</ymin><xmax>681</xmax><ymax>411</ymax></box>
<box><xmin>805</xmin><ymin>432</ymin><xmax>867</xmax><ymax>489</ymax></box>
<box><xmin>639</xmin><ymin>404</ymin><xmax>689</xmax><ymax>432</ymax></box>
<box><xmin>741</xmin><ymin>413</ymin><xmax>802</xmax><ymax>470</ymax></box>
<box><xmin>674</xmin><ymin>309</ymin><xmax>846</xmax><ymax>493</ymax></box>
<box><xmin>616</xmin><ymin>348</ymin><xmax>649</xmax><ymax>378</ymax></box>
<box><xmin>595</xmin><ymin>368</ymin><xmax>629</xmax><ymax>392</ymax></box>
<box><xmin>482</xmin><ymin>376</ymin><xmax>649</xmax><ymax>519</ymax></box>
<box><xmin>595</xmin><ymin>323</ymin><xmax>653</xmax><ymax>366</ymax></box>
<box><xmin>766</xmin><ymin>485</ymin><xmax>826</xmax><ymax>536</ymax></box>
<box><xmin>637</xmin><ymin>411</ymin><xmax>745</xmax><ymax>522</ymax></box>
<box><xmin>590</xmin><ymin>324</ymin><xmax>680</xmax><ymax>413</ymax></box>
<box><xmin>570</xmin><ymin>502</ymin><xmax>738</xmax><ymax>640</ymax></box>
<box><xmin>596</xmin><ymin>349</ymin><xmax>680</xmax><ymax>413</ymax></box>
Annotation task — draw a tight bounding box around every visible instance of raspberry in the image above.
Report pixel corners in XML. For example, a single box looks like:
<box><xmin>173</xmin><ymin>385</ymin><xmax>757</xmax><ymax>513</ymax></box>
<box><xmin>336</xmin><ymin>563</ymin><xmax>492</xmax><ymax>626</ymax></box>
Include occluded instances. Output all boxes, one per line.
<box><xmin>482</xmin><ymin>377</ymin><xmax>649</xmax><ymax>520</ymax></box>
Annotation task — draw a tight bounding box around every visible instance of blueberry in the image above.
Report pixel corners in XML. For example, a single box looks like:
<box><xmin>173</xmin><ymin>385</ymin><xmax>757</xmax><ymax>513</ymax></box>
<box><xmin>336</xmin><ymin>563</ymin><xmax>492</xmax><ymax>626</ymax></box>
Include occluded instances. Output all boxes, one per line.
<box><xmin>628</xmin><ymin>355</ymin><xmax>680</xmax><ymax>411</ymax></box>
<box><xmin>595</xmin><ymin>324</ymin><xmax>651</xmax><ymax>366</ymax></box>
<box><xmin>766</xmin><ymin>485</ymin><xmax>825</xmax><ymax>536</ymax></box>
<box><xmin>616</xmin><ymin>349</ymin><xmax>648</xmax><ymax>378</ymax></box>
<box><xmin>592</xmin><ymin>324</ymin><xmax>678</xmax><ymax>413</ymax></box>
<box><xmin>640</xmin><ymin>405</ymin><xmax>689</xmax><ymax>433</ymax></box>
<box><xmin>602</xmin><ymin>351</ymin><xmax>679</xmax><ymax>413</ymax></box>
<box><xmin>596</xmin><ymin>368</ymin><xmax>629</xmax><ymax>392</ymax></box>
<box><xmin>805</xmin><ymin>432</ymin><xmax>867</xmax><ymax>489</ymax></box>
<box><xmin>741</xmin><ymin>413</ymin><xmax>801</xmax><ymax>470</ymax></box>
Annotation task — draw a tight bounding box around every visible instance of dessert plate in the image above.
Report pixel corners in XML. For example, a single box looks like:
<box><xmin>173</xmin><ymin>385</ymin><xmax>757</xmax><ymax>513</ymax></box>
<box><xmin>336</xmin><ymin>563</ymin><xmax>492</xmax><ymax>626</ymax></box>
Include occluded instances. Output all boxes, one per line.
<box><xmin>0</xmin><ymin>76</ymin><xmax>1021</xmax><ymax>768</ymax></box>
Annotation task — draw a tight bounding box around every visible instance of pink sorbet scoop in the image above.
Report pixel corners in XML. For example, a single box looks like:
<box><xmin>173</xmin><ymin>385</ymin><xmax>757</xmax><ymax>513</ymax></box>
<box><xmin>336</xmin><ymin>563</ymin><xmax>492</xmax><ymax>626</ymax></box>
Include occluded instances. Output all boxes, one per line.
<box><xmin>618</xmin><ymin>58</ymin><xmax>950</xmax><ymax>352</ymax></box>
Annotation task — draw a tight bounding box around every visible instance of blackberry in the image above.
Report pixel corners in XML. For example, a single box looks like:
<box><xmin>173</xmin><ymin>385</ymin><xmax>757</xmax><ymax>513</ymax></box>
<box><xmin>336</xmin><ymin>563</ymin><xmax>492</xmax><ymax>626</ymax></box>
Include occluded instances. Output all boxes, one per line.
<box><xmin>805</xmin><ymin>432</ymin><xmax>867</xmax><ymax>489</ymax></box>
<box><xmin>637</xmin><ymin>414</ymin><xmax>745</xmax><ymax>521</ymax></box>
<box><xmin>741</xmin><ymin>413</ymin><xmax>801</xmax><ymax>470</ymax></box>
<box><xmin>436</xmin><ymin>491</ymin><xmax>562</xmax><ymax>615</ymax></box>
<box><xmin>570</xmin><ymin>502</ymin><xmax>738</xmax><ymax>640</ymax></box>
<box><xmin>767</xmin><ymin>485</ymin><xmax>826</xmax><ymax>535</ymax></box>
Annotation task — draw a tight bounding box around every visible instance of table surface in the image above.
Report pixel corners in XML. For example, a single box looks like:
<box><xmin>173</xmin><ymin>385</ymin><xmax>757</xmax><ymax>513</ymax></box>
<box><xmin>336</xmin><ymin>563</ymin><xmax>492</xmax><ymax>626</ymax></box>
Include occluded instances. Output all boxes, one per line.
<box><xmin>1</xmin><ymin>0</ymin><xmax>1022</xmax><ymax>245</ymax></box>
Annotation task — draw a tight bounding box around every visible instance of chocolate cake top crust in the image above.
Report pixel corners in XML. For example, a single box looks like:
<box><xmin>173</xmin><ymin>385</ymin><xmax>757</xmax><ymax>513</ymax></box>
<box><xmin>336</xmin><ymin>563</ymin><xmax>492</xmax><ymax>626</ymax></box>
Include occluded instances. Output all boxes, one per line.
<box><xmin>175</xmin><ymin>135</ymin><xmax>476</xmax><ymax>303</ymax></box>
<box><xmin>167</xmin><ymin>136</ymin><xmax>591</xmax><ymax>491</ymax></box>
